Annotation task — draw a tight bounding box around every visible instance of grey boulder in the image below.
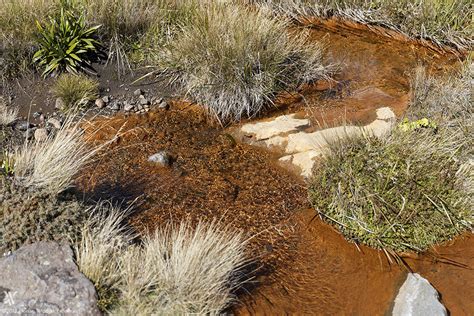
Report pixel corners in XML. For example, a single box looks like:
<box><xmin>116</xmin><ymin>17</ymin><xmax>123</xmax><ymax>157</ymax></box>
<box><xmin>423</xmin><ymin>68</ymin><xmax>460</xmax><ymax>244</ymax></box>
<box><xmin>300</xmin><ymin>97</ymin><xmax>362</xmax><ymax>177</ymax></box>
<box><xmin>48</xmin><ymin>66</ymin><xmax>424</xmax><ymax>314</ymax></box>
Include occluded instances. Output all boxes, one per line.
<box><xmin>392</xmin><ymin>273</ymin><xmax>447</xmax><ymax>316</ymax></box>
<box><xmin>0</xmin><ymin>241</ymin><xmax>101</xmax><ymax>315</ymax></box>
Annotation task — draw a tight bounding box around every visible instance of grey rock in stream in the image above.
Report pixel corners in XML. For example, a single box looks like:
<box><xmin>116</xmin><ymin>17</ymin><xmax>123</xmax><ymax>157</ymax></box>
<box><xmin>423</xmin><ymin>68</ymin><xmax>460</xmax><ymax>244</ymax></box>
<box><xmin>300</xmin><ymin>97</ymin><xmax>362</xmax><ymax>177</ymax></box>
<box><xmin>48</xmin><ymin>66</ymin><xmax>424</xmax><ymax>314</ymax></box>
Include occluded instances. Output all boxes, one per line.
<box><xmin>392</xmin><ymin>273</ymin><xmax>447</xmax><ymax>316</ymax></box>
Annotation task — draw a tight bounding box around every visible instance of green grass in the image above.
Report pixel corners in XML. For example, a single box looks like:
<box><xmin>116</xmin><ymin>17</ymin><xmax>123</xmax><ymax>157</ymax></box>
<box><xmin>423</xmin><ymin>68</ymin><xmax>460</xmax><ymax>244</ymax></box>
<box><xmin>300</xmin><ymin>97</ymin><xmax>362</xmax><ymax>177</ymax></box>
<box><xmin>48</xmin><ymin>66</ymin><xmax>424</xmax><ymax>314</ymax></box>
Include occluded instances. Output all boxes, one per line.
<box><xmin>0</xmin><ymin>0</ymin><xmax>57</xmax><ymax>78</ymax></box>
<box><xmin>52</xmin><ymin>73</ymin><xmax>99</xmax><ymax>110</ymax></box>
<box><xmin>152</xmin><ymin>3</ymin><xmax>332</xmax><ymax>122</ymax></box>
<box><xmin>309</xmin><ymin>62</ymin><xmax>473</xmax><ymax>253</ymax></box>
<box><xmin>0</xmin><ymin>0</ymin><xmax>200</xmax><ymax>78</ymax></box>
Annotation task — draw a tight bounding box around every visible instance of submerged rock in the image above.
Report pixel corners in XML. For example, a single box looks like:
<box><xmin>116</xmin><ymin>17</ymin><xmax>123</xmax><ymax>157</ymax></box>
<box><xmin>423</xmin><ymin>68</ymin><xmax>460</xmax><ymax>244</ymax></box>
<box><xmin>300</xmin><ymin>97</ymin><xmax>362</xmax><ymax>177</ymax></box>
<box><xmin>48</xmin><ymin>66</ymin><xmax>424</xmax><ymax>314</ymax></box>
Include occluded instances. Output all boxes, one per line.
<box><xmin>392</xmin><ymin>273</ymin><xmax>447</xmax><ymax>316</ymax></box>
<box><xmin>241</xmin><ymin>114</ymin><xmax>310</xmax><ymax>140</ymax></box>
<box><xmin>148</xmin><ymin>151</ymin><xmax>171</xmax><ymax>167</ymax></box>
<box><xmin>0</xmin><ymin>242</ymin><xmax>100</xmax><ymax>315</ymax></box>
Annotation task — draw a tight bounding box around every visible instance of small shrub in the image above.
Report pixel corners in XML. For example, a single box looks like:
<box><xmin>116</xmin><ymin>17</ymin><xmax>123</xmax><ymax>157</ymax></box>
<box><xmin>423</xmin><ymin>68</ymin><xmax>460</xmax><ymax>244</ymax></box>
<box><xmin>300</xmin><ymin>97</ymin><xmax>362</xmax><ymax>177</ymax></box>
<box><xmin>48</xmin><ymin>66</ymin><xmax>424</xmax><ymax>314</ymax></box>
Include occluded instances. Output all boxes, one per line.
<box><xmin>0</xmin><ymin>179</ymin><xmax>86</xmax><ymax>253</ymax></box>
<box><xmin>154</xmin><ymin>3</ymin><xmax>332</xmax><ymax>122</ymax></box>
<box><xmin>33</xmin><ymin>8</ymin><xmax>102</xmax><ymax>76</ymax></box>
<box><xmin>75</xmin><ymin>215</ymin><xmax>249</xmax><ymax>314</ymax></box>
<box><xmin>398</xmin><ymin>117</ymin><xmax>437</xmax><ymax>132</ymax></box>
<box><xmin>309</xmin><ymin>129</ymin><xmax>472</xmax><ymax>252</ymax></box>
<box><xmin>52</xmin><ymin>73</ymin><xmax>99</xmax><ymax>109</ymax></box>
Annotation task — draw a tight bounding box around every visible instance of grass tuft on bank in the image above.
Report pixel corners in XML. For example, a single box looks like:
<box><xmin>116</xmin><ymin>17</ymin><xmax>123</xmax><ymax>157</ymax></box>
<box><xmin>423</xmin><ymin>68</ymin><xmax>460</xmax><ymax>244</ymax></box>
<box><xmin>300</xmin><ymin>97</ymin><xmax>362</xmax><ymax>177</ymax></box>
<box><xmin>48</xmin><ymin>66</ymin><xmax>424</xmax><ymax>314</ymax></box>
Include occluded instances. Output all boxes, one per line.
<box><xmin>254</xmin><ymin>0</ymin><xmax>473</xmax><ymax>50</ymax></box>
<box><xmin>153</xmin><ymin>3</ymin><xmax>332</xmax><ymax>122</ymax></box>
<box><xmin>52</xmin><ymin>73</ymin><xmax>99</xmax><ymax>111</ymax></box>
<box><xmin>75</xmin><ymin>210</ymin><xmax>249</xmax><ymax>314</ymax></box>
<box><xmin>309</xmin><ymin>63</ymin><xmax>473</xmax><ymax>253</ymax></box>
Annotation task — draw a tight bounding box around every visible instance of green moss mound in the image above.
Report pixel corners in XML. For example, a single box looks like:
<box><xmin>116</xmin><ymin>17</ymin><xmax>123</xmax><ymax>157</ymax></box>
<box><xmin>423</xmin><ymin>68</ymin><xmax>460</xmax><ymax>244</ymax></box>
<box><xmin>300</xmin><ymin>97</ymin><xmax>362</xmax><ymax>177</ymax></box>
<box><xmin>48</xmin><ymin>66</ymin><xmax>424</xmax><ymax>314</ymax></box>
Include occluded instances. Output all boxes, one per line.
<box><xmin>0</xmin><ymin>179</ymin><xmax>87</xmax><ymax>252</ymax></box>
<box><xmin>309</xmin><ymin>130</ymin><xmax>472</xmax><ymax>252</ymax></box>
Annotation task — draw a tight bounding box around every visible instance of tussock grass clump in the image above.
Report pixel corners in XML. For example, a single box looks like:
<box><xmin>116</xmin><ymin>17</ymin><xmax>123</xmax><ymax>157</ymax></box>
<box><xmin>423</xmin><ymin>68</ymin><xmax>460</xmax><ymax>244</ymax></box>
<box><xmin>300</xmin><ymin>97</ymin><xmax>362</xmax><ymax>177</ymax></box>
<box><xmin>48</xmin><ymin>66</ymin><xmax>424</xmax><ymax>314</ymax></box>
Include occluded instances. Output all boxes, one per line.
<box><xmin>408</xmin><ymin>64</ymin><xmax>473</xmax><ymax>145</ymax></box>
<box><xmin>254</xmin><ymin>0</ymin><xmax>473</xmax><ymax>50</ymax></box>
<box><xmin>52</xmin><ymin>73</ymin><xmax>99</xmax><ymax>110</ymax></box>
<box><xmin>156</xmin><ymin>4</ymin><xmax>332</xmax><ymax>122</ymax></box>
<box><xmin>0</xmin><ymin>97</ymin><xmax>18</xmax><ymax>126</ymax></box>
<box><xmin>75</xmin><ymin>211</ymin><xmax>248</xmax><ymax>314</ymax></box>
<box><xmin>13</xmin><ymin>116</ymin><xmax>104</xmax><ymax>194</ymax></box>
<box><xmin>80</xmin><ymin>0</ymin><xmax>198</xmax><ymax>74</ymax></box>
<box><xmin>309</xmin><ymin>130</ymin><xmax>472</xmax><ymax>252</ymax></box>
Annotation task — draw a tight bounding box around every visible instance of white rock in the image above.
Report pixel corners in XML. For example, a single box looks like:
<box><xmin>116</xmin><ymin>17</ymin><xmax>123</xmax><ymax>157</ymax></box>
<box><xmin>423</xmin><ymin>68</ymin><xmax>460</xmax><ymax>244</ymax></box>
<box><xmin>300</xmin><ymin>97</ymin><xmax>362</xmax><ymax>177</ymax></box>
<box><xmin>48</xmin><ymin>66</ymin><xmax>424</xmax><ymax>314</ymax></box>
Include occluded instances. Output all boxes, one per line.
<box><xmin>280</xmin><ymin>150</ymin><xmax>322</xmax><ymax>177</ymax></box>
<box><xmin>364</xmin><ymin>119</ymin><xmax>393</xmax><ymax>138</ymax></box>
<box><xmin>264</xmin><ymin>136</ymin><xmax>287</xmax><ymax>148</ymax></box>
<box><xmin>55</xmin><ymin>97</ymin><xmax>65</xmax><ymax>110</ymax></box>
<box><xmin>392</xmin><ymin>273</ymin><xmax>447</xmax><ymax>316</ymax></box>
<box><xmin>148</xmin><ymin>151</ymin><xmax>171</xmax><ymax>167</ymax></box>
<box><xmin>124</xmin><ymin>102</ymin><xmax>134</xmax><ymax>112</ymax></box>
<box><xmin>241</xmin><ymin>114</ymin><xmax>310</xmax><ymax>140</ymax></box>
<box><xmin>376</xmin><ymin>107</ymin><xmax>396</xmax><ymax>120</ymax></box>
<box><xmin>286</xmin><ymin>126</ymin><xmax>362</xmax><ymax>154</ymax></box>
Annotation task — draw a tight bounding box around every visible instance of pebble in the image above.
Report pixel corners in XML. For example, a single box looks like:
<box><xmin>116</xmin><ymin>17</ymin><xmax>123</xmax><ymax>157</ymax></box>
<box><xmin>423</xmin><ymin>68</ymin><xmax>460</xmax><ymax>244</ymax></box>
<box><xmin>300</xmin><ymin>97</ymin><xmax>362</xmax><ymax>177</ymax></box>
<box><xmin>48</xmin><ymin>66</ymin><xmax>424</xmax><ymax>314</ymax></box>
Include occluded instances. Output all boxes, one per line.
<box><xmin>109</xmin><ymin>101</ymin><xmax>121</xmax><ymax>111</ymax></box>
<box><xmin>148</xmin><ymin>151</ymin><xmax>171</xmax><ymax>167</ymax></box>
<box><xmin>33</xmin><ymin>112</ymin><xmax>42</xmax><ymax>119</ymax></box>
<box><xmin>139</xmin><ymin>95</ymin><xmax>150</xmax><ymax>105</ymax></box>
<box><xmin>47</xmin><ymin>118</ymin><xmax>62</xmax><ymax>129</ymax></box>
<box><xmin>55</xmin><ymin>97</ymin><xmax>65</xmax><ymax>110</ymax></box>
<box><xmin>34</xmin><ymin>128</ymin><xmax>48</xmax><ymax>142</ymax></box>
<box><xmin>133</xmin><ymin>89</ymin><xmax>143</xmax><ymax>96</ymax></box>
<box><xmin>124</xmin><ymin>102</ymin><xmax>134</xmax><ymax>112</ymax></box>
<box><xmin>101</xmin><ymin>96</ymin><xmax>110</xmax><ymax>104</ymax></box>
<box><xmin>158</xmin><ymin>100</ymin><xmax>169</xmax><ymax>110</ymax></box>
<box><xmin>15</xmin><ymin>120</ymin><xmax>32</xmax><ymax>131</ymax></box>
<box><xmin>95</xmin><ymin>98</ymin><xmax>106</xmax><ymax>109</ymax></box>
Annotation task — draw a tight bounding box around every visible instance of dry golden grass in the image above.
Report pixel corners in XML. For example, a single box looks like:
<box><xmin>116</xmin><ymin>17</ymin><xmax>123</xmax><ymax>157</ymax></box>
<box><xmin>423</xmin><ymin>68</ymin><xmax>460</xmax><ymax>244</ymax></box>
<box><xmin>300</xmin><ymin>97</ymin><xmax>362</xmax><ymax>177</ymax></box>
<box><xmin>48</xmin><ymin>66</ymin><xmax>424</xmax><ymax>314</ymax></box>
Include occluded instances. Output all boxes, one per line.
<box><xmin>0</xmin><ymin>97</ymin><xmax>18</xmax><ymax>126</ymax></box>
<box><xmin>75</xmin><ymin>208</ymin><xmax>249</xmax><ymax>314</ymax></box>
